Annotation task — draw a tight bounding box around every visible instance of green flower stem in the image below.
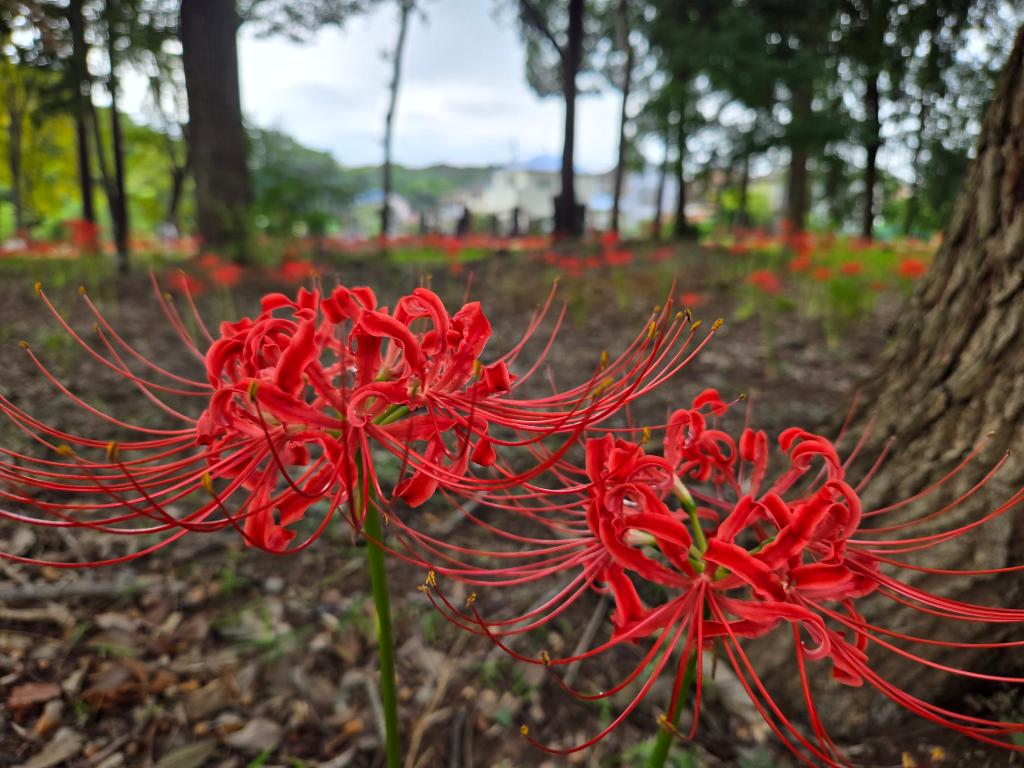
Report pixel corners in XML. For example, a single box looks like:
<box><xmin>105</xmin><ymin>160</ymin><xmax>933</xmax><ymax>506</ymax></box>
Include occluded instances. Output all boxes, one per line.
<box><xmin>646</xmin><ymin>652</ymin><xmax>698</xmax><ymax>768</ymax></box>
<box><xmin>359</xmin><ymin>467</ymin><xmax>402</xmax><ymax>768</ymax></box>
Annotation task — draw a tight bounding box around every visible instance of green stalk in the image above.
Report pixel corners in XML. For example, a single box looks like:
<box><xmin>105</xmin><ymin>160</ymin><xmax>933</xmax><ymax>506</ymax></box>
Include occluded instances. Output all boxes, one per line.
<box><xmin>646</xmin><ymin>652</ymin><xmax>698</xmax><ymax>768</ymax></box>
<box><xmin>362</xmin><ymin>480</ymin><xmax>402</xmax><ymax>767</ymax></box>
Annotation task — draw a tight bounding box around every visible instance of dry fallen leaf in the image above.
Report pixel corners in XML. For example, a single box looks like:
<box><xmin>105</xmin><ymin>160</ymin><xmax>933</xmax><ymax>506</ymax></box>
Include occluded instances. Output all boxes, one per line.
<box><xmin>153</xmin><ymin>740</ymin><xmax>218</xmax><ymax>768</ymax></box>
<box><xmin>7</xmin><ymin>682</ymin><xmax>61</xmax><ymax>712</ymax></box>
<box><xmin>222</xmin><ymin>717</ymin><xmax>282</xmax><ymax>754</ymax></box>
<box><xmin>15</xmin><ymin>727</ymin><xmax>82</xmax><ymax>768</ymax></box>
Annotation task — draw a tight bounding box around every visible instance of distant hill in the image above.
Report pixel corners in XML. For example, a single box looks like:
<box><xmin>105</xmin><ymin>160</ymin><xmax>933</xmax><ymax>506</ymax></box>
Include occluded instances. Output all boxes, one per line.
<box><xmin>338</xmin><ymin>164</ymin><xmax>498</xmax><ymax>209</ymax></box>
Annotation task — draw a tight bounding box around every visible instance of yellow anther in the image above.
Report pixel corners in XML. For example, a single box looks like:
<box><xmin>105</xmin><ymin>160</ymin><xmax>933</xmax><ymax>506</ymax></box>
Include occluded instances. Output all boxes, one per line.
<box><xmin>201</xmin><ymin>472</ymin><xmax>214</xmax><ymax>495</ymax></box>
<box><xmin>247</xmin><ymin>379</ymin><xmax>259</xmax><ymax>401</ymax></box>
<box><xmin>712</xmin><ymin>318</ymin><xmax>724</xmax><ymax>330</ymax></box>
<box><xmin>738</xmin><ymin>392</ymin><xmax>747</xmax><ymax>401</ymax></box>
<box><xmin>653</xmin><ymin>305</ymin><xmax>661</xmax><ymax>313</ymax></box>
<box><xmin>93</xmin><ymin>323</ymin><xmax>100</xmax><ymax>334</ymax></box>
<box><xmin>465</xmin><ymin>592</ymin><xmax>477</xmax><ymax>608</ymax></box>
<box><xmin>106</xmin><ymin>441</ymin><xmax>120</xmax><ymax>462</ymax></box>
<box><xmin>647</xmin><ymin>321</ymin><xmax>657</xmax><ymax>339</ymax></box>
<box><xmin>641</xmin><ymin>427</ymin><xmax>651</xmax><ymax>445</ymax></box>
<box><xmin>930</xmin><ymin>746</ymin><xmax>946</xmax><ymax>763</ymax></box>
<box><xmin>691</xmin><ymin>320</ymin><xmax>703</xmax><ymax>331</ymax></box>
<box><xmin>425</xmin><ymin>569</ymin><xmax>437</xmax><ymax>588</ymax></box>
<box><xmin>416</xmin><ymin>584</ymin><xmax>431</xmax><ymax>594</ymax></box>
<box><xmin>590</xmin><ymin>377</ymin><xmax>615</xmax><ymax>400</ymax></box>
<box><xmin>472</xmin><ymin>359</ymin><xmax>483</xmax><ymax>377</ymax></box>
<box><xmin>18</xmin><ymin>340</ymin><xmax>29</xmax><ymax>350</ymax></box>
<box><xmin>78</xmin><ymin>285</ymin><xmax>86</xmax><ymax>296</ymax></box>
<box><xmin>55</xmin><ymin>444</ymin><xmax>74</xmax><ymax>457</ymax></box>
<box><xmin>901</xmin><ymin>753</ymin><xmax>918</xmax><ymax>768</ymax></box>
<box><xmin>34</xmin><ymin>281</ymin><xmax>42</xmax><ymax>295</ymax></box>
<box><xmin>519</xmin><ymin>725</ymin><xmax>529</xmax><ymax>736</ymax></box>
<box><xmin>539</xmin><ymin>650</ymin><xmax>551</xmax><ymax>666</ymax></box>
<box><xmin>163</xmin><ymin>292</ymin><xmax>173</xmax><ymax>301</ymax></box>
<box><xmin>599</xmin><ymin>350</ymin><xmax>609</xmax><ymax>370</ymax></box>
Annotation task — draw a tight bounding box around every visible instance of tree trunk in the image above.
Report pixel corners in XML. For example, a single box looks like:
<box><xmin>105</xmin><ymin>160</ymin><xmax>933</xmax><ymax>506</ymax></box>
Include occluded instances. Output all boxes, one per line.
<box><xmin>785</xmin><ymin>86</ymin><xmax>811</xmax><ymax>232</ymax></box>
<box><xmin>650</xmin><ymin>126</ymin><xmax>669</xmax><ymax>241</ymax></box>
<box><xmin>180</xmin><ymin>0</ymin><xmax>251</xmax><ymax>262</ymax></box>
<box><xmin>554</xmin><ymin>0</ymin><xmax>583</xmax><ymax>238</ymax></box>
<box><xmin>69</xmin><ymin>0</ymin><xmax>95</xmax><ymax>230</ymax></box>
<box><xmin>381</xmin><ymin>0</ymin><xmax>413</xmax><ymax>239</ymax></box>
<box><xmin>672</xmin><ymin>120</ymin><xmax>690</xmax><ymax>240</ymax></box>
<box><xmin>609</xmin><ymin>0</ymin><xmax>633</xmax><ymax>235</ymax></box>
<box><xmin>735</xmin><ymin>151</ymin><xmax>750</xmax><ymax>231</ymax></box>
<box><xmin>861</xmin><ymin>70</ymin><xmax>881</xmax><ymax>240</ymax></box>
<box><xmin>107</xmin><ymin>27</ymin><xmax>130</xmax><ymax>274</ymax></box>
<box><xmin>760</xmin><ymin>25</ymin><xmax>1024</xmax><ymax>741</ymax></box>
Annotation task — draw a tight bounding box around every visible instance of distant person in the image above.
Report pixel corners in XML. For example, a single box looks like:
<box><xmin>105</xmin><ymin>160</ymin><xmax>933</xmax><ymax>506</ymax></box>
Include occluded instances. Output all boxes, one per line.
<box><xmin>456</xmin><ymin>206</ymin><xmax>471</xmax><ymax>238</ymax></box>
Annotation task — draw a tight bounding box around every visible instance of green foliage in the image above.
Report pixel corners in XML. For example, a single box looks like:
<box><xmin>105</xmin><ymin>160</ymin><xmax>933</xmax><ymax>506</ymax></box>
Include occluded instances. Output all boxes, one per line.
<box><xmin>250</xmin><ymin>129</ymin><xmax>357</xmax><ymax>236</ymax></box>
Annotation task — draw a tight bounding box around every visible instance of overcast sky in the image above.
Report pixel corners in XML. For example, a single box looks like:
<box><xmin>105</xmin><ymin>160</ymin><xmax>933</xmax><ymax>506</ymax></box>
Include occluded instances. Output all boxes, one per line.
<box><xmin>226</xmin><ymin>0</ymin><xmax>621</xmax><ymax>171</ymax></box>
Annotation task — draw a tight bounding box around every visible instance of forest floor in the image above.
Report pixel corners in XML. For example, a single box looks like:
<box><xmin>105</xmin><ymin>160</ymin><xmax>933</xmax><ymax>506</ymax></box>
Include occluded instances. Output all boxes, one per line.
<box><xmin>0</xmin><ymin>242</ymin><xmax>1018</xmax><ymax>768</ymax></box>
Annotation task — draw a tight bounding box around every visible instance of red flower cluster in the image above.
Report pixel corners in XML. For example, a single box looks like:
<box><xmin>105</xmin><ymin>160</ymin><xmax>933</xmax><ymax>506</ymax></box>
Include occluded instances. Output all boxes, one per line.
<box><xmin>0</xmin><ymin>280</ymin><xmax>716</xmax><ymax>563</ymax></box>
<box><xmin>419</xmin><ymin>389</ymin><xmax>1024</xmax><ymax>764</ymax></box>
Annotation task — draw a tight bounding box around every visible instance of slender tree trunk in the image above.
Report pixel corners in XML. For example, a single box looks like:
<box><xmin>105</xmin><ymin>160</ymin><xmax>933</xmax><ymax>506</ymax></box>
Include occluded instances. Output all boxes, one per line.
<box><xmin>672</xmin><ymin>120</ymin><xmax>690</xmax><ymax>240</ymax></box>
<box><xmin>69</xmin><ymin>0</ymin><xmax>95</xmax><ymax>229</ymax></box>
<box><xmin>861</xmin><ymin>70</ymin><xmax>882</xmax><ymax>240</ymax></box>
<box><xmin>180</xmin><ymin>0</ymin><xmax>251</xmax><ymax>262</ymax></box>
<box><xmin>760</xmin><ymin>24</ymin><xmax>1024</xmax><ymax>740</ymax></box>
<box><xmin>554</xmin><ymin>0</ymin><xmax>583</xmax><ymax>237</ymax></box>
<box><xmin>610</xmin><ymin>0</ymin><xmax>633</xmax><ymax>235</ymax></box>
<box><xmin>785</xmin><ymin>85</ymin><xmax>812</xmax><ymax>232</ymax></box>
<box><xmin>166</xmin><ymin>165</ymin><xmax>187</xmax><ymax>230</ymax></box>
<box><xmin>107</xmin><ymin>27</ymin><xmax>129</xmax><ymax>273</ymax></box>
<box><xmin>650</xmin><ymin>121</ymin><xmax>669</xmax><ymax>241</ymax></box>
<box><xmin>735</xmin><ymin>151</ymin><xmax>750</xmax><ymax>231</ymax></box>
<box><xmin>381</xmin><ymin>0</ymin><xmax>413</xmax><ymax>239</ymax></box>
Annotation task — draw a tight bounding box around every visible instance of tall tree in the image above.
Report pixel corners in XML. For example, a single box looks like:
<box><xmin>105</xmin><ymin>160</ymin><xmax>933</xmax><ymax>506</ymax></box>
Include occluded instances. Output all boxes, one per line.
<box><xmin>760</xmin><ymin>21</ymin><xmax>1024</xmax><ymax>736</ymax></box>
<box><xmin>381</xmin><ymin>0</ymin><xmax>414</xmax><ymax>238</ymax></box>
<box><xmin>179</xmin><ymin>0</ymin><xmax>250</xmax><ymax>262</ymax></box>
<box><xmin>606</xmin><ymin>0</ymin><xmax>636</xmax><ymax>234</ymax></box>
<box><xmin>67</xmin><ymin>0</ymin><xmax>95</xmax><ymax>231</ymax></box>
<box><xmin>515</xmin><ymin>0</ymin><xmax>588</xmax><ymax>237</ymax></box>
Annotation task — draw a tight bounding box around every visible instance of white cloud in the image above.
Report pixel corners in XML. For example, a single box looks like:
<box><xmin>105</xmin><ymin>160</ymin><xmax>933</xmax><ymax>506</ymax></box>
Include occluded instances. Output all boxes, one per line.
<box><xmin>234</xmin><ymin>0</ymin><xmax>621</xmax><ymax>171</ymax></box>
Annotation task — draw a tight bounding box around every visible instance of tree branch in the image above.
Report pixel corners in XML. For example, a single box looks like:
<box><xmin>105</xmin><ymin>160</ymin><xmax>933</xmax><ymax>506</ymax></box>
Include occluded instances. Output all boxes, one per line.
<box><xmin>519</xmin><ymin>0</ymin><xmax>564</xmax><ymax>61</ymax></box>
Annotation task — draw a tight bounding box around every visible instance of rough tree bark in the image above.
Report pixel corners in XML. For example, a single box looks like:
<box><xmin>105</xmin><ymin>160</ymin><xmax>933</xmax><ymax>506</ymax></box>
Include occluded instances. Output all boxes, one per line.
<box><xmin>760</xmin><ymin>25</ymin><xmax>1024</xmax><ymax>739</ymax></box>
<box><xmin>381</xmin><ymin>0</ymin><xmax>413</xmax><ymax>239</ymax></box>
<box><xmin>609</xmin><ymin>0</ymin><xmax>633</xmax><ymax>235</ymax></box>
<box><xmin>180</xmin><ymin>0</ymin><xmax>251</xmax><ymax>262</ymax></box>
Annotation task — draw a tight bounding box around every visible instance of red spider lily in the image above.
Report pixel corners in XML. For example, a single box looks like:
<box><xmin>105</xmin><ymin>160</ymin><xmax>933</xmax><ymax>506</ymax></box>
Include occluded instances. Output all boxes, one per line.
<box><xmin>0</xmin><ymin>279</ymin><xmax>720</xmax><ymax>564</ymax></box>
<box><xmin>66</xmin><ymin>218</ymin><xmax>100</xmax><ymax>252</ymax></box>
<box><xmin>839</xmin><ymin>261</ymin><xmax>863</xmax><ymax>277</ymax></box>
<box><xmin>812</xmin><ymin>266</ymin><xmax>832</xmax><ymax>282</ymax></box>
<box><xmin>277</xmin><ymin>259</ymin><xmax>317</xmax><ymax>283</ymax></box>
<box><xmin>788</xmin><ymin>254</ymin><xmax>813</xmax><ymax>273</ymax></box>
<box><xmin>747</xmin><ymin>269</ymin><xmax>782</xmax><ymax>295</ymax></box>
<box><xmin>167</xmin><ymin>271</ymin><xmax>206</xmax><ymax>297</ymax></box>
<box><xmin>678</xmin><ymin>292</ymin><xmax>705</xmax><ymax>308</ymax></box>
<box><xmin>897</xmin><ymin>257</ymin><xmax>928</xmax><ymax>279</ymax></box>
<box><xmin>418</xmin><ymin>389</ymin><xmax>1024</xmax><ymax>763</ymax></box>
